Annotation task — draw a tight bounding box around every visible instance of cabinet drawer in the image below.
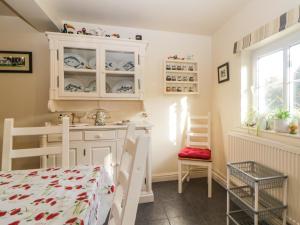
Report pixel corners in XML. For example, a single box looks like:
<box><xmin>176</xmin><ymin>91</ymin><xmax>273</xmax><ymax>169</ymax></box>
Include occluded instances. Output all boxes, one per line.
<box><xmin>84</xmin><ymin>130</ymin><xmax>116</xmax><ymax>140</ymax></box>
<box><xmin>47</xmin><ymin>131</ymin><xmax>83</xmax><ymax>142</ymax></box>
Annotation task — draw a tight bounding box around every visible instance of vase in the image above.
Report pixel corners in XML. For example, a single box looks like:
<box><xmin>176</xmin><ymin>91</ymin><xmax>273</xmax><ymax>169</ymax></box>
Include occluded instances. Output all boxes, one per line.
<box><xmin>273</xmin><ymin>119</ymin><xmax>289</xmax><ymax>133</ymax></box>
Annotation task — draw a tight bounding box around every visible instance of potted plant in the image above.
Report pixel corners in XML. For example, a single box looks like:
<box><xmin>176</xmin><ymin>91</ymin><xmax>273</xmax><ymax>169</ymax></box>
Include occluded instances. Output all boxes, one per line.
<box><xmin>273</xmin><ymin>109</ymin><xmax>290</xmax><ymax>133</ymax></box>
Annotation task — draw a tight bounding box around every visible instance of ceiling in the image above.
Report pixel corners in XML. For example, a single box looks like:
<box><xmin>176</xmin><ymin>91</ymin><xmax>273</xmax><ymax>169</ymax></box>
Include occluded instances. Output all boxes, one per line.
<box><xmin>0</xmin><ymin>1</ymin><xmax>15</xmax><ymax>16</ymax></box>
<box><xmin>36</xmin><ymin>0</ymin><xmax>250</xmax><ymax>35</ymax></box>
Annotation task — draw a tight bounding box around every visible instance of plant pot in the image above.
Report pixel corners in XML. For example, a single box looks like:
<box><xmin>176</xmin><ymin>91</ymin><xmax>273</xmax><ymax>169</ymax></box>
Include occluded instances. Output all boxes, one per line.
<box><xmin>273</xmin><ymin>119</ymin><xmax>289</xmax><ymax>133</ymax></box>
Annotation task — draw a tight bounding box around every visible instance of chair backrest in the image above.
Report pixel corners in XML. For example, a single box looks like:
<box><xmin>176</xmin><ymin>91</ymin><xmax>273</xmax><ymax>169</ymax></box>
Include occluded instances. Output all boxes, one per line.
<box><xmin>109</xmin><ymin>133</ymin><xmax>149</xmax><ymax>225</ymax></box>
<box><xmin>2</xmin><ymin>117</ymin><xmax>70</xmax><ymax>171</ymax></box>
<box><xmin>186</xmin><ymin>113</ymin><xmax>211</xmax><ymax>149</ymax></box>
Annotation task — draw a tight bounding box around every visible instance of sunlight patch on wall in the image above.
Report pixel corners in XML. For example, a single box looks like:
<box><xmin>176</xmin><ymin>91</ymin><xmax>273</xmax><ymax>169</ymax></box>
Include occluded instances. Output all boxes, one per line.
<box><xmin>180</xmin><ymin>97</ymin><xmax>188</xmax><ymax>134</ymax></box>
<box><xmin>169</xmin><ymin>102</ymin><xmax>177</xmax><ymax>145</ymax></box>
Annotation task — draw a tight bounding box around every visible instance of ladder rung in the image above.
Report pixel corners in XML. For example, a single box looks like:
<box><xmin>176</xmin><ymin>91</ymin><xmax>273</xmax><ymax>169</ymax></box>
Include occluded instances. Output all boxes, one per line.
<box><xmin>189</xmin><ymin>141</ymin><xmax>209</xmax><ymax>147</ymax></box>
<box><xmin>190</xmin><ymin>116</ymin><xmax>208</xmax><ymax>120</ymax></box>
<box><xmin>188</xmin><ymin>133</ymin><xmax>208</xmax><ymax>137</ymax></box>
<box><xmin>190</xmin><ymin>124</ymin><xmax>208</xmax><ymax>128</ymax></box>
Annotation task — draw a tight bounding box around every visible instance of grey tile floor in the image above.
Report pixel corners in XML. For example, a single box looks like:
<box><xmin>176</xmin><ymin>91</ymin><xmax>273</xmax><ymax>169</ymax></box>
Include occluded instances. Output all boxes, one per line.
<box><xmin>135</xmin><ymin>178</ymin><xmax>227</xmax><ymax>225</ymax></box>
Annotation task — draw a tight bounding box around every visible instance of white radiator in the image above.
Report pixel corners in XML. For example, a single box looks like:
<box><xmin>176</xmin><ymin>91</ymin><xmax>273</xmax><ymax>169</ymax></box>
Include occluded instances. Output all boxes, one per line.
<box><xmin>228</xmin><ymin>131</ymin><xmax>300</xmax><ymax>225</ymax></box>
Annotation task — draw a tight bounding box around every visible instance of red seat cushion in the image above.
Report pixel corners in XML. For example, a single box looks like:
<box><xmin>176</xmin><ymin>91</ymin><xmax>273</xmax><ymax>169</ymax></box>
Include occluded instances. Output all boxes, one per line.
<box><xmin>178</xmin><ymin>147</ymin><xmax>211</xmax><ymax>160</ymax></box>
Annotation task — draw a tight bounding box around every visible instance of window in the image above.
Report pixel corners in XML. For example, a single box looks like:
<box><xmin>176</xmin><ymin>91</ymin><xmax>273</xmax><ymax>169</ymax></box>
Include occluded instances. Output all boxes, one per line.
<box><xmin>250</xmin><ymin>33</ymin><xmax>300</xmax><ymax>117</ymax></box>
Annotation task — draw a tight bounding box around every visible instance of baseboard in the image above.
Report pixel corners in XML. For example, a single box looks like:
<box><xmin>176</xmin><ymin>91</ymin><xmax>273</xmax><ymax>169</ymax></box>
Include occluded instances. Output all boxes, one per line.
<box><xmin>152</xmin><ymin>169</ymin><xmax>227</xmax><ymax>187</ymax></box>
<box><xmin>152</xmin><ymin>169</ymin><xmax>207</xmax><ymax>182</ymax></box>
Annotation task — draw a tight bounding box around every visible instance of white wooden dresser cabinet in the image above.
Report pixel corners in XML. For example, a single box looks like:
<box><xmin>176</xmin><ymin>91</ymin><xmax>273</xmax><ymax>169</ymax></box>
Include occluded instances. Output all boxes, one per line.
<box><xmin>40</xmin><ymin>123</ymin><xmax>154</xmax><ymax>203</ymax></box>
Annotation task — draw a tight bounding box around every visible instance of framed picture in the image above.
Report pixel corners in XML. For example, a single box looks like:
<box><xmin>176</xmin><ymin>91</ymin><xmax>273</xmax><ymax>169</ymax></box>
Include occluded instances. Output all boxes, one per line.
<box><xmin>0</xmin><ymin>51</ymin><xmax>32</xmax><ymax>73</ymax></box>
<box><xmin>218</xmin><ymin>62</ymin><xmax>229</xmax><ymax>83</ymax></box>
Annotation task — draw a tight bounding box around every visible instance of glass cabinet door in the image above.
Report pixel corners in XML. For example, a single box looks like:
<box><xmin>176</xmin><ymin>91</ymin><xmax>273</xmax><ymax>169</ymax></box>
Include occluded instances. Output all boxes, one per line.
<box><xmin>59</xmin><ymin>43</ymin><xmax>99</xmax><ymax>97</ymax></box>
<box><xmin>101</xmin><ymin>47</ymin><xmax>140</xmax><ymax>98</ymax></box>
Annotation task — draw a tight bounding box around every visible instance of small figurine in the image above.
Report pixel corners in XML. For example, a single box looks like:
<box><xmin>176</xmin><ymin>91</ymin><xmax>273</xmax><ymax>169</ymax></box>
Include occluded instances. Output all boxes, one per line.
<box><xmin>105</xmin><ymin>34</ymin><xmax>111</xmax><ymax>37</ymax></box>
<box><xmin>62</xmin><ymin>23</ymin><xmax>75</xmax><ymax>34</ymax></box>
<box><xmin>135</xmin><ymin>34</ymin><xmax>142</xmax><ymax>40</ymax></box>
<box><xmin>82</xmin><ymin>28</ymin><xmax>87</xmax><ymax>35</ymax></box>
<box><xmin>111</xmin><ymin>33</ymin><xmax>120</xmax><ymax>38</ymax></box>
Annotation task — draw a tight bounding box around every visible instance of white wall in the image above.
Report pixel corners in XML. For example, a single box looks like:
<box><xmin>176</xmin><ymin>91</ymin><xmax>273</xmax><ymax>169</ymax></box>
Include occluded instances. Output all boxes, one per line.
<box><xmin>0</xmin><ymin>16</ymin><xmax>53</xmax><ymax>169</ymax></box>
<box><xmin>0</xmin><ymin>17</ymin><xmax>212</xmax><ymax>175</ymax></box>
<box><xmin>211</xmin><ymin>0</ymin><xmax>300</xmax><ymax>178</ymax></box>
<box><xmin>62</xmin><ymin>22</ymin><xmax>213</xmax><ymax>177</ymax></box>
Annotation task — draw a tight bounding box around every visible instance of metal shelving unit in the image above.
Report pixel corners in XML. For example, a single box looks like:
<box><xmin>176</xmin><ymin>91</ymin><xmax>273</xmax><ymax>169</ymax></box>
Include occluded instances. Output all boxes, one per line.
<box><xmin>227</xmin><ymin>161</ymin><xmax>288</xmax><ymax>225</ymax></box>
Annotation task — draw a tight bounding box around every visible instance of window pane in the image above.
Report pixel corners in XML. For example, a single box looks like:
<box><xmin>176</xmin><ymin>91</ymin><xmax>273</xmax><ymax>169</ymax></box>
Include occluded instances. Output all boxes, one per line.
<box><xmin>293</xmin><ymin>81</ymin><xmax>300</xmax><ymax>110</ymax></box>
<box><xmin>290</xmin><ymin>43</ymin><xmax>300</xmax><ymax>81</ymax></box>
<box><xmin>258</xmin><ymin>84</ymin><xmax>284</xmax><ymax>113</ymax></box>
<box><xmin>257</xmin><ymin>51</ymin><xmax>283</xmax><ymax>87</ymax></box>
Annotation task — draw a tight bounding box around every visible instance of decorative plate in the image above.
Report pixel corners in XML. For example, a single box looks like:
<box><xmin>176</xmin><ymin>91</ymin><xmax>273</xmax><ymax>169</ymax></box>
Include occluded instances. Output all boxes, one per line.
<box><xmin>112</xmin><ymin>80</ymin><xmax>134</xmax><ymax>93</ymax></box>
<box><xmin>88</xmin><ymin>57</ymin><xmax>96</xmax><ymax>69</ymax></box>
<box><xmin>87</xmin><ymin>80</ymin><xmax>96</xmax><ymax>92</ymax></box>
<box><xmin>64</xmin><ymin>78</ymin><xmax>84</xmax><ymax>92</ymax></box>
<box><xmin>64</xmin><ymin>53</ymin><xmax>86</xmax><ymax>69</ymax></box>
<box><xmin>105</xmin><ymin>61</ymin><xmax>135</xmax><ymax>71</ymax></box>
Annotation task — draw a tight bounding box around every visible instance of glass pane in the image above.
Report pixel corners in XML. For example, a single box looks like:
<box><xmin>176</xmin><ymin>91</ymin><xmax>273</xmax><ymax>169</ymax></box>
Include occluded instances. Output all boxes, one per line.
<box><xmin>293</xmin><ymin>81</ymin><xmax>300</xmax><ymax>110</ymax></box>
<box><xmin>105</xmin><ymin>50</ymin><xmax>135</xmax><ymax>72</ymax></box>
<box><xmin>64</xmin><ymin>48</ymin><xmax>96</xmax><ymax>70</ymax></box>
<box><xmin>258</xmin><ymin>84</ymin><xmax>284</xmax><ymax>113</ymax></box>
<box><xmin>257</xmin><ymin>51</ymin><xmax>283</xmax><ymax>87</ymax></box>
<box><xmin>105</xmin><ymin>74</ymin><xmax>135</xmax><ymax>94</ymax></box>
<box><xmin>63</xmin><ymin>47</ymin><xmax>97</xmax><ymax>93</ymax></box>
<box><xmin>290</xmin><ymin>43</ymin><xmax>300</xmax><ymax>81</ymax></box>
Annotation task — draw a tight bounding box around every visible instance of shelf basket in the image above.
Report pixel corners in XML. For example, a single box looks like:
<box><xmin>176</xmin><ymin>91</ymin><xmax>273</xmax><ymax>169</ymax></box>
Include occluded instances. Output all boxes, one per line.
<box><xmin>227</xmin><ymin>161</ymin><xmax>287</xmax><ymax>189</ymax></box>
<box><xmin>228</xmin><ymin>210</ymin><xmax>284</xmax><ymax>225</ymax></box>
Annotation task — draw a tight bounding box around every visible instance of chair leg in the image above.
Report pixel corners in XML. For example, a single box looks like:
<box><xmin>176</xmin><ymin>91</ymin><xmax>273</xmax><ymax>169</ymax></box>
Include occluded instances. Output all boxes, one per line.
<box><xmin>178</xmin><ymin>160</ymin><xmax>182</xmax><ymax>194</ymax></box>
<box><xmin>208</xmin><ymin>163</ymin><xmax>212</xmax><ymax>198</ymax></box>
<box><xmin>187</xmin><ymin>165</ymin><xmax>190</xmax><ymax>182</ymax></box>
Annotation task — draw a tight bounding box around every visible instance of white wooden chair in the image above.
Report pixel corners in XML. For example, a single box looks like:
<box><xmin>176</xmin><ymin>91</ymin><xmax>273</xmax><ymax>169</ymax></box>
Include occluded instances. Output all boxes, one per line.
<box><xmin>2</xmin><ymin>117</ymin><xmax>70</xmax><ymax>171</ymax></box>
<box><xmin>108</xmin><ymin>131</ymin><xmax>150</xmax><ymax>225</ymax></box>
<box><xmin>178</xmin><ymin>113</ymin><xmax>212</xmax><ymax>198</ymax></box>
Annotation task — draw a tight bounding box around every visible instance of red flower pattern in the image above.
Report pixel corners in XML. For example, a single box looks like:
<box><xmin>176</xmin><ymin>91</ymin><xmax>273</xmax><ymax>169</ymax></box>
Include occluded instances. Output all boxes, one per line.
<box><xmin>0</xmin><ymin>165</ymin><xmax>111</xmax><ymax>224</ymax></box>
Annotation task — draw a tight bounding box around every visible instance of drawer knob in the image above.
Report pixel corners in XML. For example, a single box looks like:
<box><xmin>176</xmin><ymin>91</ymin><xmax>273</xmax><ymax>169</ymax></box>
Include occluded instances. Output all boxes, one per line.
<box><xmin>95</xmin><ymin>135</ymin><xmax>102</xmax><ymax>139</ymax></box>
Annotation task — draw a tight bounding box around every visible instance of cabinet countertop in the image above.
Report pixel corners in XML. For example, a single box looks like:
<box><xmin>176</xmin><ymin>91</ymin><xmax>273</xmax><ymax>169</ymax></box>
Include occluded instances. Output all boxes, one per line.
<box><xmin>62</xmin><ymin>121</ymin><xmax>153</xmax><ymax>131</ymax></box>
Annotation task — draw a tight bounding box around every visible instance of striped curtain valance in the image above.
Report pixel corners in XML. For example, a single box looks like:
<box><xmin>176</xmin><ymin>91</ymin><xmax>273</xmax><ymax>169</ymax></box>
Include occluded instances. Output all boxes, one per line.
<box><xmin>233</xmin><ymin>5</ymin><xmax>300</xmax><ymax>54</ymax></box>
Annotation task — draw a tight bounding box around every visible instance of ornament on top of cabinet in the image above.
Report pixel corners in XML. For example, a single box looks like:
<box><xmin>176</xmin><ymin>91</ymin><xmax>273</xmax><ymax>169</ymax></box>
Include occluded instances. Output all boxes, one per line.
<box><xmin>62</xmin><ymin>23</ymin><xmax>76</xmax><ymax>34</ymax></box>
<box><xmin>135</xmin><ymin>34</ymin><xmax>142</xmax><ymax>40</ymax></box>
<box><xmin>111</xmin><ymin>33</ymin><xmax>120</xmax><ymax>38</ymax></box>
<box><xmin>168</xmin><ymin>55</ymin><xmax>185</xmax><ymax>60</ymax></box>
<box><xmin>90</xmin><ymin>28</ymin><xmax>105</xmax><ymax>36</ymax></box>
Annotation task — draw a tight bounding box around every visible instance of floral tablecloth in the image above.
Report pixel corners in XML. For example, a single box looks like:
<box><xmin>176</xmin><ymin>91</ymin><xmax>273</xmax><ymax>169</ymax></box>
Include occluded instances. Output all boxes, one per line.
<box><xmin>0</xmin><ymin>166</ymin><xmax>114</xmax><ymax>225</ymax></box>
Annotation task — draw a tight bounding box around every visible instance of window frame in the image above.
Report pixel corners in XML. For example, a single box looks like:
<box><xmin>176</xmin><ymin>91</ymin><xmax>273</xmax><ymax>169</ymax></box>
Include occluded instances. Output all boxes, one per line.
<box><xmin>250</xmin><ymin>31</ymin><xmax>300</xmax><ymax>115</ymax></box>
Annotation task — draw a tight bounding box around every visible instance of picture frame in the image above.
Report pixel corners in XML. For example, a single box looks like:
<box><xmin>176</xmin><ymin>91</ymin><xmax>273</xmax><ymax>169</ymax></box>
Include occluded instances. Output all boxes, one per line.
<box><xmin>0</xmin><ymin>51</ymin><xmax>32</xmax><ymax>73</ymax></box>
<box><xmin>218</xmin><ymin>62</ymin><xmax>229</xmax><ymax>83</ymax></box>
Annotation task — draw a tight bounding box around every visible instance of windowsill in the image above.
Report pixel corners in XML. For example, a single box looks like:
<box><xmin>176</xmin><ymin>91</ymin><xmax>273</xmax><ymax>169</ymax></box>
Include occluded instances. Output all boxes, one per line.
<box><xmin>240</xmin><ymin>125</ymin><xmax>300</xmax><ymax>139</ymax></box>
<box><xmin>231</xmin><ymin>126</ymin><xmax>300</xmax><ymax>151</ymax></box>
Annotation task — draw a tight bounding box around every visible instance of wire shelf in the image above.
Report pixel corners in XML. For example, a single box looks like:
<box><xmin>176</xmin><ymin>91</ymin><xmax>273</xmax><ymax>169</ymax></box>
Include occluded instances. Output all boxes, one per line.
<box><xmin>227</xmin><ymin>161</ymin><xmax>287</xmax><ymax>189</ymax></box>
<box><xmin>228</xmin><ymin>210</ymin><xmax>284</xmax><ymax>225</ymax></box>
<box><xmin>229</xmin><ymin>189</ymin><xmax>286</xmax><ymax>220</ymax></box>
<box><xmin>228</xmin><ymin>186</ymin><xmax>286</xmax><ymax>213</ymax></box>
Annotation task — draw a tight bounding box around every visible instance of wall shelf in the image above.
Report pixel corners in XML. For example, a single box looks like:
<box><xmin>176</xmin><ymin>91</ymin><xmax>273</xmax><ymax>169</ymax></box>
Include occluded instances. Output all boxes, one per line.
<box><xmin>163</xmin><ymin>59</ymin><xmax>199</xmax><ymax>95</ymax></box>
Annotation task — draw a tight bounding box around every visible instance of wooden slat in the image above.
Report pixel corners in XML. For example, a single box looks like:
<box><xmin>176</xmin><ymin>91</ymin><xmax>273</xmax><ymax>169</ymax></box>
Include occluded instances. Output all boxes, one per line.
<box><xmin>188</xmin><ymin>133</ymin><xmax>208</xmax><ymax>137</ymax></box>
<box><xmin>118</xmin><ymin>169</ymin><xmax>129</xmax><ymax>190</ymax></box>
<box><xmin>111</xmin><ymin>203</ymin><xmax>122</xmax><ymax>225</ymax></box>
<box><xmin>189</xmin><ymin>141</ymin><xmax>209</xmax><ymax>147</ymax></box>
<box><xmin>10</xmin><ymin>146</ymin><xmax>62</xmax><ymax>158</ymax></box>
<box><xmin>2</xmin><ymin>119</ymin><xmax>13</xmax><ymax>171</ymax></box>
<box><xmin>190</xmin><ymin>124</ymin><xmax>208</xmax><ymax>128</ymax></box>
<box><xmin>190</xmin><ymin>116</ymin><xmax>208</xmax><ymax>120</ymax></box>
<box><xmin>124</xmin><ymin>138</ymin><xmax>137</xmax><ymax>157</ymax></box>
<box><xmin>13</xmin><ymin>126</ymin><xmax>62</xmax><ymax>136</ymax></box>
